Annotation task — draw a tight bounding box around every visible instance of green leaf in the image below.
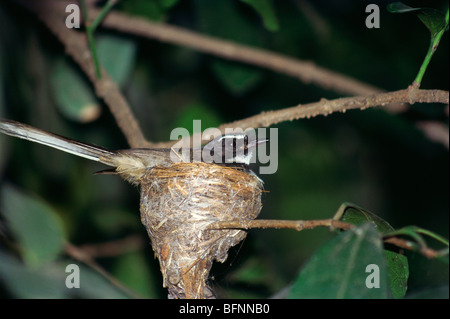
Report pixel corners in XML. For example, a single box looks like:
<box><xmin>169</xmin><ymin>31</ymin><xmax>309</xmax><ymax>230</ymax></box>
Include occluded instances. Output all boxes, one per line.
<box><xmin>96</xmin><ymin>34</ymin><xmax>137</xmax><ymax>86</ymax></box>
<box><xmin>0</xmin><ymin>251</ymin><xmax>130</xmax><ymax>298</ymax></box>
<box><xmin>389</xmin><ymin>3</ymin><xmax>449</xmax><ymax>86</ymax></box>
<box><xmin>240</xmin><ymin>0</ymin><xmax>279</xmax><ymax>32</ymax></box>
<box><xmin>0</xmin><ymin>184</ymin><xmax>66</xmax><ymax>267</ymax></box>
<box><xmin>387</xmin><ymin>2</ymin><xmax>421</xmax><ymax>14</ymax></box>
<box><xmin>384</xmin><ymin>249</ymin><xmax>409</xmax><ymax>298</ymax></box>
<box><xmin>417</xmin><ymin>9</ymin><xmax>447</xmax><ymax>37</ymax></box>
<box><xmin>334</xmin><ymin>202</ymin><xmax>394</xmax><ymax>234</ymax></box>
<box><xmin>334</xmin><ymin>203</ymin><xmax>409</xmax><ymax>298</ymax></box>
<box><xmin>51</xmin><ymin>58</ymin><xmax>101</xmax><ymax>123</ymax></box>
<box><xmin>288</xmin><ymin>223</ymin><xmax>389</xmax><ymax>298</ymax></box>
<box><xmin>387</xmin><ymin>3</ymin><xmax>447</xmax><ymax>37</ymax></box>
<box><xmin>0</xmin><ymin>251</ymin><xmax>67</xmax><ymax>298</ymax></box>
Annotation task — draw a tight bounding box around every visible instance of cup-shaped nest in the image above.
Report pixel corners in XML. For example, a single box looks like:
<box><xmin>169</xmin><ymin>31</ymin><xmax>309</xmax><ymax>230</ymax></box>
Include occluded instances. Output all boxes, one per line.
<box><xmin>139</xmin><ymin>162</ymin><xmax>263</xmax><ymax>299</ymax></box>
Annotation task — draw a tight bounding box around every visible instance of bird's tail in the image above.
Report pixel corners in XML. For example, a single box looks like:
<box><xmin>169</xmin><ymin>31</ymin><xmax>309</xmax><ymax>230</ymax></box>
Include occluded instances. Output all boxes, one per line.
<box><xmin>0</xmin><ymin>119</ymin><xmax>117</xmax><ymax>166</ymax></box>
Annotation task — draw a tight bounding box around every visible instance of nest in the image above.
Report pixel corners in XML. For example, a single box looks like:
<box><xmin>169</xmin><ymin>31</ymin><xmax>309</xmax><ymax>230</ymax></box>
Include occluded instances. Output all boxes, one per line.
<box><xmin>138</xmin><ymin>162</ymin><xmax>263</xmax><ymax>299</ymax></box>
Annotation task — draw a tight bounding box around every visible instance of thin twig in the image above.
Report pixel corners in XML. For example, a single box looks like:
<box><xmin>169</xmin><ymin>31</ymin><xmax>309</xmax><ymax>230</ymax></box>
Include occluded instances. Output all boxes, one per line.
<box><xmin>207</xmin><ymin>218</ymin><xmax>353</xmax><ymax>231</ymax></box>
<box><xmin>218</xmin><ymin>87</ymin><xmax>449</xmax><ymax>131</ymax></box>
<box><xmin>383</xmin><ymin>237</ymin><xmax>441</xmax><ymax>259</ymax></box>
<box><xmin>209</xmin><ymin>218</ymin><xmax>447</xmax><ymax>259</ymax></box>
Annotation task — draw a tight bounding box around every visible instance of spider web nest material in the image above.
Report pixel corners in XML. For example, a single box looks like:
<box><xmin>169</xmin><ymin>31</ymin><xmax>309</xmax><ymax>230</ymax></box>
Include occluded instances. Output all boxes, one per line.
<box><xmin>139</xmin><ymin>162</ymin><xmax>263</xmax><ymax>299</ymax></box>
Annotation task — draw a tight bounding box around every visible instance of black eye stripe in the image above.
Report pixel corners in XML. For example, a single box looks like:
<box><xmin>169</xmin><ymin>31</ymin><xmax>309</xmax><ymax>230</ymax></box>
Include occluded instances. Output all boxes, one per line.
<box><xmin>222</xmin><ymin>138</ymin><xmax>226</xmax><ymax>162</ymax></box>
<box><xmin>244</xmin><ymin>135</ymin><xmax>248</xmax><ymax>156</ymax></box>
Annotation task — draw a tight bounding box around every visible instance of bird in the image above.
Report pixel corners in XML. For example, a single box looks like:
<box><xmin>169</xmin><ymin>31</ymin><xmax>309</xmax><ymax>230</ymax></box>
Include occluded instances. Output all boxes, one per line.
<box><xmin>0</xmin><ymin>119</ymin><xmax>267</xmax><ymax>184</ymax></box>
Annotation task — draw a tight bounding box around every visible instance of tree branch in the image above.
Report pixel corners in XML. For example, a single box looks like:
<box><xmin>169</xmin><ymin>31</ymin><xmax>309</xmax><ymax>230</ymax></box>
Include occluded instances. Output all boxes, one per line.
<box><xmin>208</xmin><ymin>218</ymin><xmax>447</xmax><ymax>259</ymax></box>
<box><xmin>16</xmin><ymin>0</ymin><xmax>152</xmax><ymax>148</ymax></box>
<box><xmin>219</xmin><ymin>87</ymin><xmax>449</xmax><ymax>130</ymax></box>
<box><xmin>85</xmin><ymin>6</ymin><xmax>449</xmax><ymax>149</ymax></box>
<box><xmin>14</xmin><ymin>0</ymin><xmax>449</xmax><ymax>150</ymax></box>
<box><xmin>157</xmin><ymin>87</ymin><xmax>449</xmax><ymax>148</ymax></box>
<box><xmin>91</xmin><ymin>6</ymin><xmax>383</xmax><ymax>98</ymax></box>
<box><xmin>208</xmin><ymin>218</ymin><xmax>354</xmax><ymax>232</ymax></box>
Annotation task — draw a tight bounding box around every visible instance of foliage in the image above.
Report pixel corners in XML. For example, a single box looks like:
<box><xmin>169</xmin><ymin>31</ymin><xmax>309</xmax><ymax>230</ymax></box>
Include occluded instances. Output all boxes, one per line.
<box><xmin>388</xmin><ymin>2</ymin><xmax>449</xmax><ymax>86</ymax></box>
<box><xmin>0</xmin><ymin>0</ymin><xmax>448</xmax><ymax>299</ymax></box>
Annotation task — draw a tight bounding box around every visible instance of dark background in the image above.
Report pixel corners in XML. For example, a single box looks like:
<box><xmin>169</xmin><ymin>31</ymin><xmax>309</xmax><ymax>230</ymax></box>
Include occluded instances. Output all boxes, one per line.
<box><xmin>0</xmin><ymin>0</ymin><xmax>448</xmax><ymax>298</ymax></box>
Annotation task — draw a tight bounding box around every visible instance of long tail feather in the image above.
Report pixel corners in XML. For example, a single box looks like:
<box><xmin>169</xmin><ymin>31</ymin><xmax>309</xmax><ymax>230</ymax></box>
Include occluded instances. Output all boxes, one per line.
<box><xmin>0</xmin><ymin>119</ymin><xmax>116</xmax><ymax>165</ymax></box>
